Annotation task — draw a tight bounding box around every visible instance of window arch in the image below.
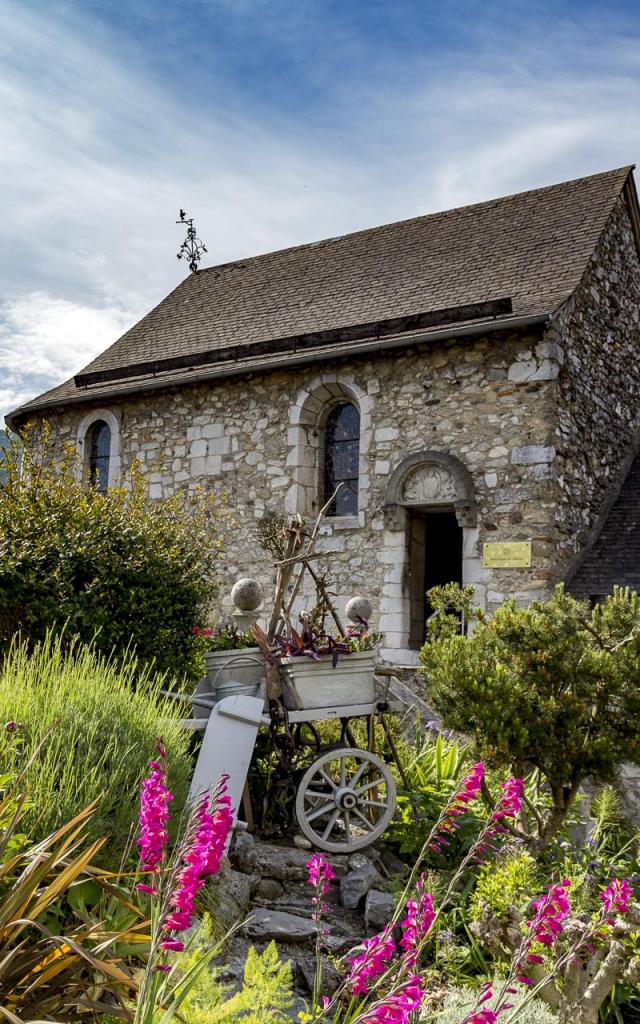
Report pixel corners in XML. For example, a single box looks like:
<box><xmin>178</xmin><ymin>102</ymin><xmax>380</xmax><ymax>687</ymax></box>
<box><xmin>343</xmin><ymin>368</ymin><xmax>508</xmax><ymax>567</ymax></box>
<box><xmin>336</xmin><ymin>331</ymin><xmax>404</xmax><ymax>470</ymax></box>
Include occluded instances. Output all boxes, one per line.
<box><xmin>87</xmin><ymin>419</ymin><xmax>111</xmax><ymax>493</ymax></box>
<box><xmin>76</xmin><ymin>408</ymin><xmax>121</xmax><ymax>492</ymax></box>
<box><xmin>323</xmin><ymin>402</ymin><xmax>360</xmax><ymax>516</ymax></box>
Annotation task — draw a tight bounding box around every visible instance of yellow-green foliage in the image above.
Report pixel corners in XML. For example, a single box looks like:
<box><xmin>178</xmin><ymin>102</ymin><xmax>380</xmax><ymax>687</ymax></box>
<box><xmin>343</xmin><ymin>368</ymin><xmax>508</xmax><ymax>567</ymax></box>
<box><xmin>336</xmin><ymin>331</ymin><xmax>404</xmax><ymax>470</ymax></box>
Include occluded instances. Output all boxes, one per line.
<box><xmin>470</xmin><ymin>851</ymin><xmax>537</xmax><ymax>921</ymax></box>
<box><xmin>162</xmin><ymin>919</ymin><xmax>293</xmax><ymax>1024</ymax></box>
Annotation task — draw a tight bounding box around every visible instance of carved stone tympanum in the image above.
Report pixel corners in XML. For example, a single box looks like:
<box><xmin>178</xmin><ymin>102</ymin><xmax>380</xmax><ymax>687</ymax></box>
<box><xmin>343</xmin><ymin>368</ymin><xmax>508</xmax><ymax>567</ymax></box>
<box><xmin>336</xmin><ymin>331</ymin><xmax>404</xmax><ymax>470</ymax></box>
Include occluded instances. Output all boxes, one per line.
<box><xmin>401</xmin><ymin>465</ymin><xmax>456</xmax><ymax>504</ymax></box>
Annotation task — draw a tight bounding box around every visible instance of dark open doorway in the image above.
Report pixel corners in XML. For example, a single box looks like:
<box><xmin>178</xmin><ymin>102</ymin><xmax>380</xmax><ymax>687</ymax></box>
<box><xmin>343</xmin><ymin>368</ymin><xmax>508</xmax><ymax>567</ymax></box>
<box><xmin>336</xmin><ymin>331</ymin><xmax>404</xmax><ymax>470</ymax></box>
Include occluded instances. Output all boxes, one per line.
<box><xmin>408</xmin><ymin>508</ymin><xmax>463</xmax><ymax>648</ymax></box>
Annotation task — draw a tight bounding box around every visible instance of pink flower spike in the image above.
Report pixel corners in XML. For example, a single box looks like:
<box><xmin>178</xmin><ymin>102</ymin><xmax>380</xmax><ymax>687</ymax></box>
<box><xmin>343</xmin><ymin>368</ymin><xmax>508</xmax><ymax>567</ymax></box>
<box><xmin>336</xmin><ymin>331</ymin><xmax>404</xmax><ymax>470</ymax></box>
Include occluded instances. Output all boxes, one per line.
<box><xmin>137</xmin><ymin>749</ymin><xmax>173</xmax><ymax>872</ymax></box>
<box><xmin>599</xmin><ymin>878</ymin><xmax>632</xmax><ymax>919</ymax></box>
<box><xmin>399</xmin><ymin>875</ymin><xmax>436</xmax><ymax>967</ymax></box>
<box><xmin>160</xmin><ymin>939</ymin><xmax>185</xmax><ymax>952</ymax></box>
<box><xmin>347</xmin><ymin>925</ymin><xmax>396</xmax><ymax>995</ymax></box>
<box><xmin>160</xmin><ymin>777</ymin><xmax>234</xmax><ymax>942</ymax></box>
<box><xmin>492</xmin><ymin>777</ymin><xmax>524</xmax><ymax>821</ymax></box>
<box><xmin>306</xmin><ymin>853</ymin><xmax>335</xmax><ymax>896</ymax></box>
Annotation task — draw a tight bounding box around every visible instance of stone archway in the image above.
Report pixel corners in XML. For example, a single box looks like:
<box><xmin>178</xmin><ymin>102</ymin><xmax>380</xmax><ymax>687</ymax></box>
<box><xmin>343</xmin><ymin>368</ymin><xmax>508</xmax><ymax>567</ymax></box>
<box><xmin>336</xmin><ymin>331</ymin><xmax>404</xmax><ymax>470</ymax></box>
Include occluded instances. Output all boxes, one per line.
<box><xmin>379</xmin><ymin>451</ymin><xmax>483</xmax><ymax>660</ymax></box>
<box><xmin>383</xmin><ymin>450</ymin><xmax>477</xmax><ymax>531</ymax></box>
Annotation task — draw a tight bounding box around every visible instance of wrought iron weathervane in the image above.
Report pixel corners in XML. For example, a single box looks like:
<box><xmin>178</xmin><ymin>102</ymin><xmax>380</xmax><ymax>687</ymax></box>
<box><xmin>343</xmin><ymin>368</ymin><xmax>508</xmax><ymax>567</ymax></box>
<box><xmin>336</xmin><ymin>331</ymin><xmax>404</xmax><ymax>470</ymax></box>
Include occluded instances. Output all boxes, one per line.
<box><xmin>176</xmin><ymin>209</ymin><xmax>207</xmax><ymax>273</ymax></box>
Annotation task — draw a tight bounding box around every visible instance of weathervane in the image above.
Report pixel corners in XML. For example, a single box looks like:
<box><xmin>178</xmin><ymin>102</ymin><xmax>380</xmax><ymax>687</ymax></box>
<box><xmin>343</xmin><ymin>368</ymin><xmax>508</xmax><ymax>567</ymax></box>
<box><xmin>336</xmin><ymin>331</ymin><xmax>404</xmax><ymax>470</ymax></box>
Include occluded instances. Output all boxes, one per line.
<box><xmin>176</xmin><ymin>210</ymin><xmax>207</xmax><ymax>273</ymax></box>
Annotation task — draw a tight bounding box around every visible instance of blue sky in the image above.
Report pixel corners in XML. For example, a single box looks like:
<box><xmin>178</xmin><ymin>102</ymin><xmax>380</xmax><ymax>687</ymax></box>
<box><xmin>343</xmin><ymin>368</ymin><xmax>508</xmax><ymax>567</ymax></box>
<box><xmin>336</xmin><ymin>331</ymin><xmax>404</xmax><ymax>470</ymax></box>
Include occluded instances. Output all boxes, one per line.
<box><xmin>2</xmin><ymin>0</ymin><xmax>640</xmax><ymax>422</ymax></box>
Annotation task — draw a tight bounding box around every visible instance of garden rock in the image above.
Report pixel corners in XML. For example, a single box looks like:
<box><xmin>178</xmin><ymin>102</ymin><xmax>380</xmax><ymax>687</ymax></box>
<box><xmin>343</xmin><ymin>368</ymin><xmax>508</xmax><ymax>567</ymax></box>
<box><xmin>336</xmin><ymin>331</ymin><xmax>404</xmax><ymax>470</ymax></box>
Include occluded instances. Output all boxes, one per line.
<box><xmin>340</xmin><ymin>861</ymin><xmax>382</xmax><ymax>909</ymax></box>
<box><xmin>243</xmin><ymin>908</ymin><xmax>317</xmax><ymax>943</ymax></box>
<box><xmin>297</xmin><ymin>955</ymin><xmax>340</xmax><ymax>996</ymax></box>
<box><xmin>254</xmin><ymin>877</ymin><xmax>286</xmax><ymax>901</ymax></box>
<box><xmin>364</xmin><ymin>889</ymin><xmax>396</xmax><ymax>932</ymax></box>
<box><xmin>209</xmin><ymin>867</ymin><xmax>253</xmax><ymax>928</ymax></box>
<box><xmin>230</xmin><ymin>830</ymin><xmax>259</xmax><ymax>874</ymax></box>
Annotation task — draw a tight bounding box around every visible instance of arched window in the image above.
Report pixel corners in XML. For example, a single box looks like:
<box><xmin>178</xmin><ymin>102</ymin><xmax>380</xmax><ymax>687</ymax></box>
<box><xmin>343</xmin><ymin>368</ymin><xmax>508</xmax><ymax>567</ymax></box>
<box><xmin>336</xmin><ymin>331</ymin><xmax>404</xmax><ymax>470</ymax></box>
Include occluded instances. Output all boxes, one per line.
<box><xmin>87</xmin><ymin>420</ymin><xmax>111</xmax><ymax>493</ymax></box>
<box><xmin>323</xmin><ymin>402</ymin><xmax>360</xmax><ymax>516</ymax></box>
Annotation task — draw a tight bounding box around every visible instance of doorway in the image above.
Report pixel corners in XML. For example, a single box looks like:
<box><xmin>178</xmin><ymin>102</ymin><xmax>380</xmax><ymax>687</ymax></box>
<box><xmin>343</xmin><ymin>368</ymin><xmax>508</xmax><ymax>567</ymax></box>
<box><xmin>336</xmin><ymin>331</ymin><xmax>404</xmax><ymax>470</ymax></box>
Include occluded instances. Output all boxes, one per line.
<box><xmin>408</xmin><ymin>508</ymin><xmax>463</xmax><ymax>648</ymax></box>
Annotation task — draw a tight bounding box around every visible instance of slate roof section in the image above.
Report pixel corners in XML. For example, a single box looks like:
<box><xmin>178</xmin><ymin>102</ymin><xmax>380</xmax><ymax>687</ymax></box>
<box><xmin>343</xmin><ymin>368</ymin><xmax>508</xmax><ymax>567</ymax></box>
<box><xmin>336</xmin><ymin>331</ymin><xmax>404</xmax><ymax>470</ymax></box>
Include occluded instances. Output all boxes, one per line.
<box><xmin>569</xmin><ymin>449</ymin><xmax>640</xmax><ymax>598</ymax></box>
<box><xmin>8</xmin><ymin>165</ymin><xmax>635</xmax><ymax>423</ymax></box>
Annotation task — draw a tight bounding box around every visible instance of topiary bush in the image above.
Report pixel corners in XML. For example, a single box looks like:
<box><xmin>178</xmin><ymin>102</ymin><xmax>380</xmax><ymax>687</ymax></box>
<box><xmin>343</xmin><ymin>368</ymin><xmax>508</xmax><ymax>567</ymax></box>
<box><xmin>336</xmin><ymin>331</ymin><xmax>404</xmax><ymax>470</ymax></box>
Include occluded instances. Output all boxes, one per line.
<box><xmin>0</xmin><ymin>632</ymin><xmax>192</xmax><ymax>865</ymax></box>
<box><xmin>0</xmin><ymin>429</ymin><xmax>229</xmax><ymax>685</ymax></box>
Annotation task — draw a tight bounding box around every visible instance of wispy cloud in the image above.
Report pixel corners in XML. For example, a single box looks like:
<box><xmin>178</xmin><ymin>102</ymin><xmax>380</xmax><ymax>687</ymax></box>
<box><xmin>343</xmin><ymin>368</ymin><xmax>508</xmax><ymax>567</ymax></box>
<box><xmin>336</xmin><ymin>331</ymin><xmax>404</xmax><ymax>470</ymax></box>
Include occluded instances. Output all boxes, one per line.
<box><xmin>1</xmin><ymin>0</ymin><xmax>640</xmax><ymax>422</ymax></box>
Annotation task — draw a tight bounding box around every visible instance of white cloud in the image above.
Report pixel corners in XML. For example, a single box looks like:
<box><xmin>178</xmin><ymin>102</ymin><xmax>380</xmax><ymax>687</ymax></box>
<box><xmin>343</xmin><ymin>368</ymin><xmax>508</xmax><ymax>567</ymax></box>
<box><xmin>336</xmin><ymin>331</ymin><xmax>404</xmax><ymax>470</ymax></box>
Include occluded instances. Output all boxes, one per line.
<box><xmin>0</xmin><ymin>293</ymin><xmax>138</xmax><ymax>417</ymax></box>
<box><xmin>1</xmin><ymin>1</ymin><xmax>640</xmax><ymax>423</ymax></box>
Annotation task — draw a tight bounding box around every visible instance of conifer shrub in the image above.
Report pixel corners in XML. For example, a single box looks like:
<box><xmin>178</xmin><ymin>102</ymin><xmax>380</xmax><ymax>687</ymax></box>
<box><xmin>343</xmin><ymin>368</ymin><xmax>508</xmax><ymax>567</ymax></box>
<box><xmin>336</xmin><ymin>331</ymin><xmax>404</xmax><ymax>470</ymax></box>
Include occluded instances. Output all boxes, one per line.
<box><xmin>421</xmin><ymin>584</ymin><xmax>640</xmax><ymax>850</ymax></box>
<box><xmin>0</xmin><ymin>633</ymin><xmax>192</xmax><ymax>863</ymax></box>
<box><xmin>0</xmin><ymin>429</ymin><xmax>229</xmax><ymax>684</ymax></box>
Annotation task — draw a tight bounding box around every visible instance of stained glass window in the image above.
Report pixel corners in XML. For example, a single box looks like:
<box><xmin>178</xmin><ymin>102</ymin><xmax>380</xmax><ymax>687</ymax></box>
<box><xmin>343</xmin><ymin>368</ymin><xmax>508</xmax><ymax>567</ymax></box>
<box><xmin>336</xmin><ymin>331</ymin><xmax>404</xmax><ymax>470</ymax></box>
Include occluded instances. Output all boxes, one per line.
<box><xmin>87</xmin><ymin>420</ymin><xmax>111</xmax><ymax>494</ymax></box>
<box><xmin>324</xmin><ymin>402</ymin><xmax>360</xmax><ymax>516</ymax></box>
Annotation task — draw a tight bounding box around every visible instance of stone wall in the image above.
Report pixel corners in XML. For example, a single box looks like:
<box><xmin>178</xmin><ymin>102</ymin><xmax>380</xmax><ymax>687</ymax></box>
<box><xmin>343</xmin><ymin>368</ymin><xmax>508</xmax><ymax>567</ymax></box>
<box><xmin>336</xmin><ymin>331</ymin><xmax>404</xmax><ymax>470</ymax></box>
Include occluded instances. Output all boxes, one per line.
<box><xmin>34</xmin><ymin>324</ymin><xmax>572</xmax><ymax>657</ymax></box>
<box><xmin>551</xmin><ymin>195</ymin><xmax>640</xmax><ymax>579</ymax></box>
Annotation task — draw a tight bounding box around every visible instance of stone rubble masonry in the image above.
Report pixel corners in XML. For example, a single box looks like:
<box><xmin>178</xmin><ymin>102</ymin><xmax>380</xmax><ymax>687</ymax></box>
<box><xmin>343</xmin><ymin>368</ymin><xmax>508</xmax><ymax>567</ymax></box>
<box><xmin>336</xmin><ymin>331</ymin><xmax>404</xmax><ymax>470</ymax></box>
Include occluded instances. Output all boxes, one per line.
<box><xmin>25</xmin><ymin>194</ymin><xmax>640</xmax><ymax>653</ymax></box>
<box><xmin>552</xmin><ymin>195</ymin><xmax>640</xmax><ymax>581</ymax></box>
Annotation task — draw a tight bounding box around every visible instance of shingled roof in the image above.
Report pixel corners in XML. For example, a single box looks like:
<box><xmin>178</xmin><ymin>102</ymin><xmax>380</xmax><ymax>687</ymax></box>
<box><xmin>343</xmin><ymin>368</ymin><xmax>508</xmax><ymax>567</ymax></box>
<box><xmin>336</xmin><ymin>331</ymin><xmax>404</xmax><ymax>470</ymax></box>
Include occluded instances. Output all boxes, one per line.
<box><xmin>569</xmin><ymin>449</ymin><xmax>640</xmax><ymax>600</ymax></box>
<box><xmin>8</xmin><ymin>165</ymin><xmax>638</xmax><ymax>425</ymax></box>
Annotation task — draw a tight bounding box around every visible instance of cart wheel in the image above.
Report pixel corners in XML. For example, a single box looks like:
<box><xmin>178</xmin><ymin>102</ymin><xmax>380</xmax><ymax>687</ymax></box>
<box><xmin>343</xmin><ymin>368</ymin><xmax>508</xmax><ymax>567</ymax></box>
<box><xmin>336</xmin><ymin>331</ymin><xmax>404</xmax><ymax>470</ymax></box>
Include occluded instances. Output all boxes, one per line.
<box><xmin>293</xmin><ymin>721</ymin><xmax>322</xmax><ymax>753</ymax></box>
<box><xmin>295</xmin><ymin>747</ymin><xmax>396</xmax><ymax>853</ymax></box>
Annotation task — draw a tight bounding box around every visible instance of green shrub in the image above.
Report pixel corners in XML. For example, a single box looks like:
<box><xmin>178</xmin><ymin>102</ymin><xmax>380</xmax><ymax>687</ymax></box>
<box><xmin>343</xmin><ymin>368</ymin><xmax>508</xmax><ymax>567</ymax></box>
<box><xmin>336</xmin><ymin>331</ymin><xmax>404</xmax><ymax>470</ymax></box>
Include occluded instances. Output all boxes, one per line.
<box><xmin>0</xmin><ymin>430</ymin><xmax>229</xmax><ymax>684</ymax></box>
<box><xmin>470</xmin><ymin>851</ymin><xmax>538</xmax><ymax>921</ymax></box>
<box><xmin>0</xmin><ymin>633</ymin><xmax>192</xmax><ymax>864</ymax></box>
<box><xmin>421</xmin><ymin>584</ymin><xmax>640</xmax><ymax>850</ymax></box>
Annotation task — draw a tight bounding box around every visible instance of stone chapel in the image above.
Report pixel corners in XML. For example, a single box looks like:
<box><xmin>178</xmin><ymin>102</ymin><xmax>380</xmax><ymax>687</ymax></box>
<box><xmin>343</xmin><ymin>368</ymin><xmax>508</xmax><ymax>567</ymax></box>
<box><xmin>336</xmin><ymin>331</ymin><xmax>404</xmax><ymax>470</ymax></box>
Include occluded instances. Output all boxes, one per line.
<box><xmin>7</xmin><ymin>165</ymin><xmax>640</xmax><ymax>663</ymax></box>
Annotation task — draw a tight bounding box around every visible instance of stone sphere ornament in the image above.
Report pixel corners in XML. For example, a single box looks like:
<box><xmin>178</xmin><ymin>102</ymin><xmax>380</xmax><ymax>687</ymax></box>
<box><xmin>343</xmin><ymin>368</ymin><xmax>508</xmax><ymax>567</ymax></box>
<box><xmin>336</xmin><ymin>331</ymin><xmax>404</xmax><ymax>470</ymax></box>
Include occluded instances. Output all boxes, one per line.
<box><xmin>345</xmin><ymin>595</ymin><xmax>374</xmax><ymax>625</ymax></box>
<box><xmin>230</xmin><ymin>577</ymin><xmax>264</xmax><ymax>612</ymax></box>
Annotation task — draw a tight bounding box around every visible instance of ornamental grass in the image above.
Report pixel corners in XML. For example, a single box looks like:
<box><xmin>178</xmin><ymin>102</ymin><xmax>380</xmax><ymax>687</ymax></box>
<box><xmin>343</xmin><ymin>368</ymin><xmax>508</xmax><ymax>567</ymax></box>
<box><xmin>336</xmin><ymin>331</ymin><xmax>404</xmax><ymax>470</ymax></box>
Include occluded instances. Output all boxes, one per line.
<box><xmin>0</xmin><ymin>632</ymin><xmax>192</xmax><ymax>865</ymax></box>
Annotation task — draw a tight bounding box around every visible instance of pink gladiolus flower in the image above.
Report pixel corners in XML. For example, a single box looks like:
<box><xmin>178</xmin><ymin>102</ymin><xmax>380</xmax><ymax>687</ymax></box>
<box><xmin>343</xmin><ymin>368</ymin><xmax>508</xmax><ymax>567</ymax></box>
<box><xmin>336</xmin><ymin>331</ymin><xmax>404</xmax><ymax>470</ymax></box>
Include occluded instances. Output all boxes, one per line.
<box><xmin>307</xmin><ymin>853</ymin><xmax>335</xmax><ymax>896</ymax></box>
<box><xmin>160</xmin><ymin>938</ymin><xmax>185</xmax><ymax>952</ymax></box>
<box><xmin>491</xmin><ymin>777</ymin><xmax>524</xmax><ymax>824</ymax></box>
<box><xmin>347</xmin><ymin>925</ymin><xmax>396</xmax><ymax>995</ymax></box>
<box><xmin>162</xmin><ymin>778</ymin><xmax>234</xmax><ymax>942</ymax></box>
<box><xmin>599</xmin><ymin>878</ymin><xmax>632</xmax><ymax>920</ymax></box>
<box><xmin>400</xmin><ymin>875</ymin><xmax>436</xmax><ymax>967</ymax></box>
<box><xmin>467</xmin><ymin>1012</ymin><xmax>498</xmax><ymax>1024</ymax></box>
<box><xmin>361</xmin><ymin>975</ymin><xmax>423</xmax><ymax>1023</ymax></box>
<box><xmin>430</xmin><ymin>762</ymin><xmax>484</xmax><ymax>853</ymax></box>
<box><xmin>137</xmin><ymin>747</ymin><xmax>173</xmax><ymax>872</ymax></box>
<box><xmin>135</xmin><ymin>883</ymin><xmax>157</xmax><ymax>895</ymax></box>
<box><xmin>527</xmin><ymin>880</ymin><xmax>571</xmax><ymax>951</ymax></box>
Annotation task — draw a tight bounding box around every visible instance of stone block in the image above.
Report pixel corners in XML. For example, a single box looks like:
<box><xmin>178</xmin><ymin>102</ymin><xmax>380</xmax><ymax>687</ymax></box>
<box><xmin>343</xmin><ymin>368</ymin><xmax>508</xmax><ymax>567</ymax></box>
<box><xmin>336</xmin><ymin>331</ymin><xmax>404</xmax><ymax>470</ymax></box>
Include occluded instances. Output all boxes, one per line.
<box><xmin>340</xmin><ymin>861</ymin><xmax>381</xmax><ymax>910</ymax></box>
<box><xmin>375</xmin><ymin>426</ymin><xmax>399</xmax><ymax>443</ymax></box>
<box><xmin>243</xmin><ymin>908</ymin><xmax>316</xmax><ymax>943</ymax></box>
<box><xmin>507</xmin><ymin>360</ymin><xmax>537</xmax><ymax>383</ymax></box>
<box><xmin>207</xmin><ymin>436</ymin><xmax>230</xmax><ymax>455</ymax></box>
<box><xmin>190</xmin><ymin>438</ymin><xmax>207</xmax><ymax>457</ymax></box>
<box><xmin>186</xmin><ymin>426</ymin><xmax>202</xmax><ymax>440</ymax></box>
<box><xmin>375</xmin><ymin>460</ymin><xmax>391</xmax><ymax>475</ymax></box>
<box><xmin>202</xmin><ymin>422</ymin><xmax>224</xmax><ymax>439</ymax></box>
<box><xmin>364</xmin><ymin>890</ymin><xmax>396</xmax><ymax>932</ymax></box>
<box><xmin>511</xmin><ymin>445</ymin><xmax>556</xmax><ymax>465</ymax></box>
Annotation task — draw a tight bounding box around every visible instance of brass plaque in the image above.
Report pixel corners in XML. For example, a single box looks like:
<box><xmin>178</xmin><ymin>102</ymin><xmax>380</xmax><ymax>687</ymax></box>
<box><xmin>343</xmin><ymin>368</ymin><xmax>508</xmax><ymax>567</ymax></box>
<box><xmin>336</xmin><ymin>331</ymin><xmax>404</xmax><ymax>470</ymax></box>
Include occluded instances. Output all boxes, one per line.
<box><xmin>483</xmin><ymin>541</ymin><xmax>532</xmax><ymax>568</ymax></box>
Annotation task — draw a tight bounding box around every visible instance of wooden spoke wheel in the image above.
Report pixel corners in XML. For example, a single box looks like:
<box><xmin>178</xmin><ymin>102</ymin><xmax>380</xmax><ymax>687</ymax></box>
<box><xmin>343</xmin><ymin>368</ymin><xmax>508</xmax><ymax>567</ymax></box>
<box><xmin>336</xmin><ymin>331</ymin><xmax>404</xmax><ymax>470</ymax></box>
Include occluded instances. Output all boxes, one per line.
<box><xmin>295</xmin><ymin>747</ymin><xmax>396</xmax><ymax>853</ymax></box>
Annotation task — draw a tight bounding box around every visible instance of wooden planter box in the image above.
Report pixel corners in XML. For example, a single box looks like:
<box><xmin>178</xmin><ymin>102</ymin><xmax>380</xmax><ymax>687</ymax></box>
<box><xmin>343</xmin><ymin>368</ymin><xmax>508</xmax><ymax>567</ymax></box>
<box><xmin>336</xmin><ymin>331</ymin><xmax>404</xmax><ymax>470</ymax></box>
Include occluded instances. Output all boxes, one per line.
<box><xmin>280</xmin><ymin>650</ymin><xmax>377</xmax><ymax>710</ymax></box>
